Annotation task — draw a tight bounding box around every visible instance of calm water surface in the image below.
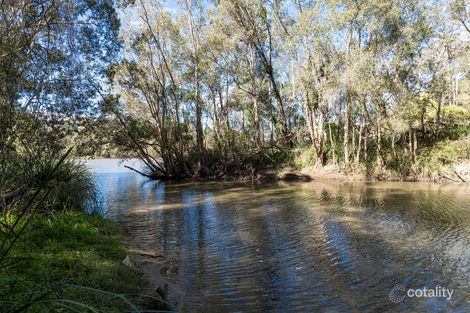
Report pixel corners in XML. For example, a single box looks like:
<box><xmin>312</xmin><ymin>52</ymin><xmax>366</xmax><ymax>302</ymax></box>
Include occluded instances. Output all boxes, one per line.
<box><xmin>86</xmin><ymin>159</ymin><xmax>470</xmax><ymax>312</ymax></box>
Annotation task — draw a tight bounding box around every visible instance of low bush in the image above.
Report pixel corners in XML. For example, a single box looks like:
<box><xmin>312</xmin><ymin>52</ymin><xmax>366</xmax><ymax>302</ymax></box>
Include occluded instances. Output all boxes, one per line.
<box><xmin>417</xmin><ymin>136</ymin><xmax>470</xmax><ymax>179</ymax></box>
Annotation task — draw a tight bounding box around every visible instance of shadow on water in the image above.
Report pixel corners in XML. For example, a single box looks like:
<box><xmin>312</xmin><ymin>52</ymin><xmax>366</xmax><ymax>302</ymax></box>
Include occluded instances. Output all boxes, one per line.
<box><xmin>90</xmin><ymin>161</ymin><xmax>470</xmax><ymax>312</ymax></box>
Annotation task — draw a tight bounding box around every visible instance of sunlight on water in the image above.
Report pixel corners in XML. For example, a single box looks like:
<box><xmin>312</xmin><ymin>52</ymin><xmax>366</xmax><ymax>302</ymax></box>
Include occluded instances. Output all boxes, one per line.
<box><xmin>91</xmin><ymin>160</ymin><xmax>470</xmax><ymax>312</ymax></box>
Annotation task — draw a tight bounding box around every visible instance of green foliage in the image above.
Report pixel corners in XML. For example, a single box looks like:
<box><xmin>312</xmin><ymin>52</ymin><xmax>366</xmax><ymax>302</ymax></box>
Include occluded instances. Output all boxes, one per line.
<box><xmin>106</xmin><ymin>0</ymin><xmax>470</xmax><ymax>181</ymax></box>
<box><xmin>0</xmin><ymin>151</ymin><xmax>164</xmax><ymax>312</ymax></box>
<box><xmin>385</xmin><ymin>148</ymin><xmax>414</xmax><ymax>178</ymax></box>
<box><xmin>32</xmin><ymin>158</ymin><xmax>101</xmax><ymax>213</ymax></box>
<box><xmin>426</xmin><ymin>105</ymin><xmax>470</xmax><ymax>125</ymax></box>
<box><xmin>441</xmin><ymin>106</ymin><xmax>470</xmax><ymax>125</ymax></box>
<box><xmin>418</xmin><ymin>137</ymin><xmax>470</xmax><ymax>170</ymax></box>
<box><xmin>0</xmin><ymin>211</ymin><xmax>149</xmax><ymax>312</ymax></box>
<box><xmin>293</xmin><ymin>147</ymin><xmax>317</xmax><ymax>169</ymax></box>
<box><xmin>3</xmin><ymin>154</ymin><xmax>101</xmax><ymax>214</ymax></box>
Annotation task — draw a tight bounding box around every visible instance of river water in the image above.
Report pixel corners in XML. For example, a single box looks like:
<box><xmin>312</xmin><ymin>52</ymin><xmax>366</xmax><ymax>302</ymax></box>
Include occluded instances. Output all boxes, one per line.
<box><xmin>86</xmin><ymin>159</ymin><xmax>470</xmax><ymax>312</ymax></box>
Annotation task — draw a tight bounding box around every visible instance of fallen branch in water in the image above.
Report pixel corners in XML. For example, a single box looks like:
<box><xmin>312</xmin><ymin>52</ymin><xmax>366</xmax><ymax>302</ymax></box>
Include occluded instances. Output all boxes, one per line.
<box><xmin>453</xmin><ymin>167</ymin><xmax>466</xmax><ymax>182</ymax></box>
<box><xmin>441</xmin><ymin>173</ymin><xmax>459</xmax><ymax>183</ymax></box>
<box><xmin>138</xmin><ymin>252</ymin><xmax>165</xmax><ymax>259</ymax></box>
<box><xmin>124</xmin><ymin>165</ymin><xmax>154</xmax><ymax>179</ymax></box>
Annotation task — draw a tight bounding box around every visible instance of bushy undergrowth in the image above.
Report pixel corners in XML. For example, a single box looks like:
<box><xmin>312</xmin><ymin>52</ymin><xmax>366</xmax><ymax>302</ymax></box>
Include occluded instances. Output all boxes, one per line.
<box><xmin>293</xmin><ymin>146</ymin><xmax>317</xmax><ymax>169</ymax></box>
<box><xmin>416</xmin><ymin>136</ymin><xmax>470</xmax><ymax>180</ymax></box>
<box><xmin>288</xmin><ymin>133</ymin><xmax>470</xmax><ymax>182</ymax></box>
<box><xmin>2</xmin><ymin>154</ymin><xmax>101</xmax><ymax>214</ymax></box>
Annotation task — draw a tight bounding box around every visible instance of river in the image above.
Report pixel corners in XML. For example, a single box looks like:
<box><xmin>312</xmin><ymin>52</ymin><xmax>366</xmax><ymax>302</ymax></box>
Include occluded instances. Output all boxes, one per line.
<box><xmin>85</xmin><ymin>159</ymin><xmax>470</xmax><ymax>312</ymax></box>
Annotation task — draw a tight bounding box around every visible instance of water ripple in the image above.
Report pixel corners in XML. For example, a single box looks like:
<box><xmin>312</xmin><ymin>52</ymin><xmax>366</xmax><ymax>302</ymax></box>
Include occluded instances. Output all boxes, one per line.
<box><xmin>97</xmin><ymin>177</ymin><xmax>470</xmax><ymax>313</ymax></box>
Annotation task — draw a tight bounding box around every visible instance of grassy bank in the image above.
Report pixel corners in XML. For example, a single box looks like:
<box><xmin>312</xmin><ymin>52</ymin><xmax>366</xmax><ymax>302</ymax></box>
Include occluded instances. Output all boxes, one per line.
<box><xmin>0</xmin><ymin>211</ymin><xmax>157</xmax><ymax>312</ymax></box>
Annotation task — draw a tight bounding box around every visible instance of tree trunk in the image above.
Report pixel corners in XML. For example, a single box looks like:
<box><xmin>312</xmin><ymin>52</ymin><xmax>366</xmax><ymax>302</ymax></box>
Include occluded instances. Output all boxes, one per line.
<box><xmin>376</xmin><ymin>121</ymin><xmax>383</xmax><ymax>170</ymax></box>
<box><xmin>316</xmin><ymin>106</ymin><xmax>325</xmax><ymax>168</ymax></box>
<box><xmin>185</xmin><ymin>0</ymin><xmax>204</xmax><ymax>173</ymax></box>
<box><xmin>211</xmin><ymin>88</ymin><xmax>221</xmax><ymax>149</ymax></box>
<box><xmin>352</xmin><ymin>123</ymin><xmax>356</xmax><ymax>160</ymax></box>
<box><xmin>313</xmin><ymin>87</ymin><xmax>326</xmax><ymax>168</ymax></box>
<box><xmin>305</xmin><ymin>89</ymin><xmax>316</xmax><ymax>145</ymax></box>
<box><xmin>249</xmin><ymin>46</ymin><xmax>261</xmax><ymax>148</ymax></box>
<box><xmin>435</xmin><ymin>92</ymin><xmax>442</xmax><ymax>139</ymax></box>
<box><xmin>355</xmin><ymin>111</ymin><xmax>364</xmax><ymax>165</ymax></box>
<box><xmin>364</xmin><ymin>127</ymin><xmax>368</xmax><ymax>161</ymax></box>
<box><xmin>343</xmin><ymin>20</ymin><xmax>353</xmax><ymax>165</ymax></box>
<box><xmin>409</xmin><ymin>129</ymin><xmax>412</xmax><ymax>155</ymax></box>
<box><xmin>195</xmin><ymin>63</ymin><xmax>204</xmax><ymax>172</ymax></box>
<box><xmin>329</xmin><ymin>122</ymin><xmax>336</xmax><ymax>165</ymax></box>
<box><xmin>344</xmin><ymin>94</ymin><xmax>350</xmax><ymax>164</ymax></box>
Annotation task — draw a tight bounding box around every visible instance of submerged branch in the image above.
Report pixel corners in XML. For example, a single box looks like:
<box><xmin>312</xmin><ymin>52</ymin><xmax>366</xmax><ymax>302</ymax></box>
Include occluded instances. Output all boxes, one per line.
<box><xmin>123</xmin><ymin>165</ymin><xmax>155</xmax><ymax>179</ymax></box>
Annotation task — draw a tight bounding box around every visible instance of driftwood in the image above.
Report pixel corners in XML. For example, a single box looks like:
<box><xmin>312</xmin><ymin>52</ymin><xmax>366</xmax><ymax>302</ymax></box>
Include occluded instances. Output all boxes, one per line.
<box><xmin>138</xmin><ymin>252</ymin><xmax>165</xmax><ymax>259</ymax></box>
<box><xmin>453</xmin><ymin>167</ymin><xmax>467</xmax><ymax>183</ymax></box>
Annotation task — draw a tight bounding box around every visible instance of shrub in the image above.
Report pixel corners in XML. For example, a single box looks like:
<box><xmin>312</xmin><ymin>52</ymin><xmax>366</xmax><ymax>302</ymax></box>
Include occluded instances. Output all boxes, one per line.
<box><xmin>293</xmin><ymin>146</ymin><xmax>317</xmax><ymax>169</ymax></box>
<box><xmin>417</xmin><ymin>136</ymin><xmax>470</xmax><ymax>177</ymax></box>
<box><xmin>31</xmin><ymin>157</ymin><xmax>101</xmax><ymax>213</ymax></box>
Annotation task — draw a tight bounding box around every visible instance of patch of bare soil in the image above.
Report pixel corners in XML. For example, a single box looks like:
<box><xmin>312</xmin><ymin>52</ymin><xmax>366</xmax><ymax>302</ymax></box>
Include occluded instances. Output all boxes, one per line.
<box><xmin>263</xmin><ymin>165</ymin><xmax>370</xmax><ymax>182</ymax></box>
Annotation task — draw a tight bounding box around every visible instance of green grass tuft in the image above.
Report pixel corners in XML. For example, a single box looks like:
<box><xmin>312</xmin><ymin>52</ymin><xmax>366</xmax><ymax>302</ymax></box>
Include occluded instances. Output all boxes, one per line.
<box><xmin>0</xmin><ymin>211</ymin><xmax>148</xmax><ymax>312</ymax></box>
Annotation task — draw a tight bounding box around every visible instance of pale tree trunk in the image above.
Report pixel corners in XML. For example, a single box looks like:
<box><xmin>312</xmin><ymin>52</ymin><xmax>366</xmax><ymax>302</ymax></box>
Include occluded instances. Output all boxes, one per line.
<box><xmin>211</xmin><ymin>88</ymin><xmax>221</xmax><ymax>149</ymax></box>
<box><xmin>304</xmin><ymin>84</ymin><xmax>323</xmax><ymax>167</ymax></box>
<box><xmin>217</xmin><ymin>83</ymin><xmax>225</xmax><ymax>153</ymax></box>
<box><xmin>329</xmin><ymin>122</ymin><xmax>336</xmax><ymax>165</ymax></box>
<box><xmin>314</xmin><ymin>85</ymin><xmax>325</xmax><ymax>168</ymax></box>
<box><xmin>363</xmin><ymin>127</ymin><xmax>368</xmax><ymax>161</ymax></box>
<box><xmin>305</xmin><ymin>89</ymin><xmax>316</xmax><ymax>145</ymax></box>
<box><xmin>195</xmin><ymin>61</ymin><xmax>204</xmax><ymax>170</ymax></box>
<box><xmin>185</xmin><ymin>0</ymin><xmax>204</xmax><ymax>172</ymax></box>
<box><xmin>409</xmin><ymin>128</ymin><xmax>413</xmax><ymax>161</ymax></box>
<box><xmin>268</xmin><ymin>83</ymin><xmax>275</xmax><ymax>144</ymax></box>
<box><xmin>355</xmin><ymin>110</ymin><xmax>364</xmax><ymax>165</ymax></box>
<box><xmin>435</xmin><ymin>93</ymin><xmax>443</xmax><ymax>139</ymax></box>
<box><xmin>376</xmin><ymin>119</ymin><xmax>383</xmax><ymax>170</ymax></box>
<box><xmin>344</xmin><ymin>95</ymin><xmax>350</xmax><ymax>165</ymax></box>
<box><xmin>316</xmin><ymin>105</ymin><xmax>325</xmax><ymax>167</ymax></box>
<box><xmin>352</xmin><ymin>125</ymin><xmax>356</xmax><ymax>160</ymax></box>
<box><xmin>343</xmin><ymin>20</ymin><xmax>353</xmax><ymax>165</ymax></box>
<box><xmin>249</xmin><ymin>45</ymin><xmax>261</xmax><ymax>148</ymax></box>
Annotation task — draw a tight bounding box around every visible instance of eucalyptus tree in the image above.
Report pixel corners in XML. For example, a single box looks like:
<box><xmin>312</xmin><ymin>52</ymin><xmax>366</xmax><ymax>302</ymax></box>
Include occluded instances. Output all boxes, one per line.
<box><xmin>181</xmin><ymin>0</ymin><xmax>206</xmax><ymax>173</ymax></box>
<box><xmin>291</xmin><ymin>0</ymin><xmax>340</xmax><ymax>167</ymax></box>
<box><xmin>110</xmin><ymin>1</ymin><xmax>193</xmax><ymax>177</ymax></box>
<box><xmin>220</xmin><ymin>0</ymin><xmax>293</xmax><ymax>147</ymax></box>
